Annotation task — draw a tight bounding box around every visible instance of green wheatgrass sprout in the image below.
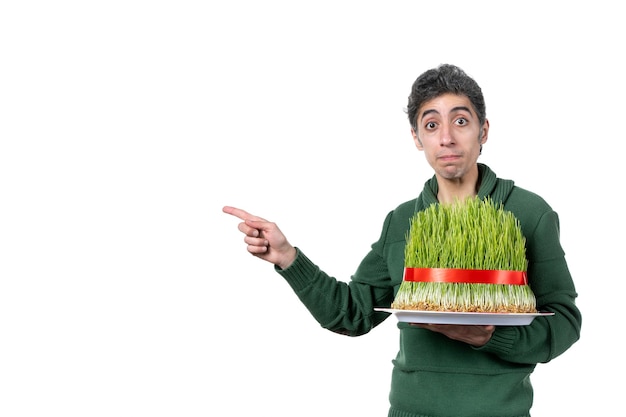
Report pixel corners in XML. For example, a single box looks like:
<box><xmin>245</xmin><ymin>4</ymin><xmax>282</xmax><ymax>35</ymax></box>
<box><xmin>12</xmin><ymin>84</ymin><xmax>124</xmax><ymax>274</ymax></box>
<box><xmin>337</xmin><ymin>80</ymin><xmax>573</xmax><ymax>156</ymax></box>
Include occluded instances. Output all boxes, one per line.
<box><xmin>392</xmin><ymin>197</ymin><xmax>537</xmax><ymax>313</ymax></box>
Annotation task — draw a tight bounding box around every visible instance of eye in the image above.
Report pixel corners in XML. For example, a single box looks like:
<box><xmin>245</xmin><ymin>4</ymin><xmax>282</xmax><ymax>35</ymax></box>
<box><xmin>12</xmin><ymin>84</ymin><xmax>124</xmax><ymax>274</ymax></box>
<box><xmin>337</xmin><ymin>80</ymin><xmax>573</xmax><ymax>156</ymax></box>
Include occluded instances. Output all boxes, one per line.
<box><xmin>455</xmin><ymin>117</ymin><xmax>468</xmax><ymax>126</ymax></box>
<box><xmin>425</xmin><ymin>121</ymin><xmax>437</xmax><ymax>130</ymax></box>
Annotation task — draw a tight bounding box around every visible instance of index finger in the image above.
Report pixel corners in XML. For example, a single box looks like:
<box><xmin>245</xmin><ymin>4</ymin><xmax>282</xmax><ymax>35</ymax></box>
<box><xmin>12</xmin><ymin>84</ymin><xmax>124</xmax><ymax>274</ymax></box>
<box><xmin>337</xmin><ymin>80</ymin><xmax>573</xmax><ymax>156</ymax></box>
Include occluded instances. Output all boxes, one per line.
<box><xmin>222</xmin><ymin>205</ymin><xmax>263</xmax><ymax>222</ymax></box>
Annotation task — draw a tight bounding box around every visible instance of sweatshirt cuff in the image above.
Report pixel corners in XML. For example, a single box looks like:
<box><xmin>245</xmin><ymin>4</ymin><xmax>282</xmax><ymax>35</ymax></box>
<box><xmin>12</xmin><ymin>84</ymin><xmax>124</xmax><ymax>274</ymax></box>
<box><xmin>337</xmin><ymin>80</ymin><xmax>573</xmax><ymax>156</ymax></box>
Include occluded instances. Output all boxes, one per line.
<box><xmin>274</xmin><ymin>248</ymin><xmax>318</xmax><ymax>292</ymax></box>
<box><xmin>476</xmin><ymin>326</ymin><xmax>518</xmax><ymax>355</ymax></box>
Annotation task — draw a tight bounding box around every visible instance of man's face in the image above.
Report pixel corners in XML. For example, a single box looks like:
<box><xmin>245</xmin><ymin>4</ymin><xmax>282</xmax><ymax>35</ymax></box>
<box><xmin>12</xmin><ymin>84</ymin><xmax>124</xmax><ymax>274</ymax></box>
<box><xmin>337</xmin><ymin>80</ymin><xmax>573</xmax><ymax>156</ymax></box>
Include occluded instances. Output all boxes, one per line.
<box><xmin>411</xmin><ymin>93</ymin><xmax>488</xmax><ymax>181</ymax></box>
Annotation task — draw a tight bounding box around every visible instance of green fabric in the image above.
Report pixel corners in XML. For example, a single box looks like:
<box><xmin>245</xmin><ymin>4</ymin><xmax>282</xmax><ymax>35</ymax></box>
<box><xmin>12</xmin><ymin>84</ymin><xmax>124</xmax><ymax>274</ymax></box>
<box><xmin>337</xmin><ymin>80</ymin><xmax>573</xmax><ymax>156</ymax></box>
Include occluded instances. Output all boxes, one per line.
<box><xmin>276</xmin><ymin>163</ymin><xmax>582</xmax><ymax>417</ymax></box>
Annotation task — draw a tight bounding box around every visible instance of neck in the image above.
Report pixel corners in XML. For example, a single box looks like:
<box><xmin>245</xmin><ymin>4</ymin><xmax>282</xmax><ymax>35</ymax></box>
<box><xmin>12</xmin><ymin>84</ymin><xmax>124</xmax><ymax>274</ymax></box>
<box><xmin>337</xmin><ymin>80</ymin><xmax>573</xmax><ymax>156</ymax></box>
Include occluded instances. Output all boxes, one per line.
<box><xmin>435</xmin><ymin>166</ymin><xmax>481</xmax><ymax>204</ymax></box>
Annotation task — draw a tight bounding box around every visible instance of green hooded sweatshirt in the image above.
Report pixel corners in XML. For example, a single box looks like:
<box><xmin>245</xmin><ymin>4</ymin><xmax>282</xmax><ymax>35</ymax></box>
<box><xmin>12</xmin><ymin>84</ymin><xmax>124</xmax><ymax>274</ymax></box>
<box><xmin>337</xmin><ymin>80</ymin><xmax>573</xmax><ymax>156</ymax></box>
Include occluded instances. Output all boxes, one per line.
<box><xmin>276</xmin><ymin>163</ymin><xmax>581</xmax><ymax>417</ymax></box>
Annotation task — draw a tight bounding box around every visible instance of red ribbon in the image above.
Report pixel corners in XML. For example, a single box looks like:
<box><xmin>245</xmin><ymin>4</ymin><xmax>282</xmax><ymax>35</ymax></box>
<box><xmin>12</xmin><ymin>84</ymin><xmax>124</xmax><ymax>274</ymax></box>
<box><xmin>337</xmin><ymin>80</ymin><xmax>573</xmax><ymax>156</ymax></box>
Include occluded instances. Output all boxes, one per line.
<box><xmin>403</xmin><ymin>267</ymin><xmax>527</xmax><ymax>285</ymax></box>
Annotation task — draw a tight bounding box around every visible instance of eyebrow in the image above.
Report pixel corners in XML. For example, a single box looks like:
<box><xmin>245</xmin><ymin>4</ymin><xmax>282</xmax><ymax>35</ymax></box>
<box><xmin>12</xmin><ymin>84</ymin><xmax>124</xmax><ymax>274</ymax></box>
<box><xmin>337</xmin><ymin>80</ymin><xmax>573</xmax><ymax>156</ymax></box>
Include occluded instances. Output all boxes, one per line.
<box><xmin>420</xmin><ymin>106</ymin><xmax>473</xmax><ymax>121</ymax></box>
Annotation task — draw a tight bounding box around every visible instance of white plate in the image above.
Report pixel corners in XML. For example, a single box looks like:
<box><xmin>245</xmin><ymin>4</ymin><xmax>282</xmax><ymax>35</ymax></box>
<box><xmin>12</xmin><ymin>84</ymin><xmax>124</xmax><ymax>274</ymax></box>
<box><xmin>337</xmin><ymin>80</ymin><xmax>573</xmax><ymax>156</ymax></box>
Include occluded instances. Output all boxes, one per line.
<box><xmin>374</xmin><ymin>308</ymin><xmax>554</xmax><ymax>325</ymax></box>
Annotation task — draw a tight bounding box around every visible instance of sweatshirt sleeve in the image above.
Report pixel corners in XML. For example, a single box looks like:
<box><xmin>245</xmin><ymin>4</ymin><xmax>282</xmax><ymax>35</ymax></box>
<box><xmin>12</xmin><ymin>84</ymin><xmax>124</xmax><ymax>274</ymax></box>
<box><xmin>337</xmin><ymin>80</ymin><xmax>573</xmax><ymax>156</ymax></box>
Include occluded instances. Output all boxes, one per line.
<box><xmin>478</xmin><ymin>209</ymin><xmax>582</xmax><ymax>363</ymax></box>
<box><xmin>274</xmin><ymin>213</ymin><xmax>397</xmax><ymax>337</ymax></box>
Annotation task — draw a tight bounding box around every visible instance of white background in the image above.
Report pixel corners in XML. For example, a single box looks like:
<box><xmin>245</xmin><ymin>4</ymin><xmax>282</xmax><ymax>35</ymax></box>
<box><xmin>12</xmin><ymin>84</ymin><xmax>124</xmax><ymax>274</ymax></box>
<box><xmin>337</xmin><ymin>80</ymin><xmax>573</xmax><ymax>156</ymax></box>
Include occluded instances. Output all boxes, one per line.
<box><xmin>1</xmin><ymin>1</ymin><xmax>623</xmax><ymax>416</ymax></box>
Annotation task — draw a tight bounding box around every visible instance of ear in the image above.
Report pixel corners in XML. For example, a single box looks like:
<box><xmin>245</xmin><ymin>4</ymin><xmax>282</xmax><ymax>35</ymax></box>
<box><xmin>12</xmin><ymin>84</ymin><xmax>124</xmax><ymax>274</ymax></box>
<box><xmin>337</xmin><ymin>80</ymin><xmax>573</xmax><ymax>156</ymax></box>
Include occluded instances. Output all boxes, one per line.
<box><xmin>480</xmin><ymin>119</ymin><xmax>490</xmax><ymax>145</ymax></box>
<box><xmin>411</xmin><ymin>127</ymin><xmax>424</xmax><ymax>150</ymax></box>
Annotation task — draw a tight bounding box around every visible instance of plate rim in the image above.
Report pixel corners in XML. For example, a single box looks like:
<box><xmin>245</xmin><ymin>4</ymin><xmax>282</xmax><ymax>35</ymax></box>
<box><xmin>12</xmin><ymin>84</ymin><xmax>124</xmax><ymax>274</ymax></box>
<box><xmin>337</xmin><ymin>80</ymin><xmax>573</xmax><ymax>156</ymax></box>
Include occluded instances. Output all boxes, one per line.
<box><xmin>374</xmin><ymin>307</ymin><xmax>554</xmax><ymax>325</ymax></box>
<box><xmin>374</xmin><ymin>308</ymin><xmax>554</xmax><ymax>317</ymax></box>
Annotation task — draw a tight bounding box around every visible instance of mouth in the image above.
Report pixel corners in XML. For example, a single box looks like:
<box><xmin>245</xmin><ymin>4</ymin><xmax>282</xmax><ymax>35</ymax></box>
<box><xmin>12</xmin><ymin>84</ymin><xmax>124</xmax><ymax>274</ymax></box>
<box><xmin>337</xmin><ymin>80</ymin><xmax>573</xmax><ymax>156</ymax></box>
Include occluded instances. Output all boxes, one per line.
<box><xmin>437</xmin><ymin>154</ymin><xmax>461</xmax><ymax>162</ymax></box>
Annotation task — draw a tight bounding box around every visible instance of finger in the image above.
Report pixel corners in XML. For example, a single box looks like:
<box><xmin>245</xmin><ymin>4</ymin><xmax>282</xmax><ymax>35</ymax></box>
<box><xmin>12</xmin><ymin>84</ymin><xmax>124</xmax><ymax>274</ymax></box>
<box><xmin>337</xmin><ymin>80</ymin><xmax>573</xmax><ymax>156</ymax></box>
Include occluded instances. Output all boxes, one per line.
<box><xmin>222</xmin><ymin>206</ymin><xmax>258</xmax><ymax>220</ymax></box>
<box><xmin>244</xmin><ymin>236</ymin><xmax>270</xmax><ymax>254</ymax></box>
<box><xmin>244</xmin><ymin>218</ymin><xmax>272</xmax><ymax>234</ymax></box>
<box><xmin>248</xmin><ymin>245</ymin><xmax>270</xmax><ymax>255</ymax></box>
<box><xmin>238</xmin><ymin>221</ymin><xmax>261</xmax><ymax>238</ymax></box>
<box><xmin>222</xmin><ymin>206</ymin><xmax>267</xmax><ymax>228</ymax></box>
<box><xmin>222</xmin><ymin>205</ymin><xmax>250</xmax><ymax>220</ymax></box>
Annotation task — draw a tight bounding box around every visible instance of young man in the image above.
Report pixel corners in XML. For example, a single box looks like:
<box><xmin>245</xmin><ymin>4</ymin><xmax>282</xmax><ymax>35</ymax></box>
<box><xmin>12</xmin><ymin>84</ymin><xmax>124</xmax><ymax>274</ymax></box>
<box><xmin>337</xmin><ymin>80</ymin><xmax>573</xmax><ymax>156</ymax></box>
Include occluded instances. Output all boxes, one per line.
<box><xmin>223</xmin><ymin>64</ymin><xmax>582</xmax><ymax>417</ymax></box>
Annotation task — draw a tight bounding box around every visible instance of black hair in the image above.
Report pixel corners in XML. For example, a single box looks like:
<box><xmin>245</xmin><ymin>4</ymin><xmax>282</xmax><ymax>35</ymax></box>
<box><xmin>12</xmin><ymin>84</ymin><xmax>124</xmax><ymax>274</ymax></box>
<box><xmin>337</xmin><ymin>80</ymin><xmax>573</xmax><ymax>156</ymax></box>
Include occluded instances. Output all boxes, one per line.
<box><xmin>406</xmin><ymin>64</ymin><xmax>486</xmax><ymax>131</ymax></box>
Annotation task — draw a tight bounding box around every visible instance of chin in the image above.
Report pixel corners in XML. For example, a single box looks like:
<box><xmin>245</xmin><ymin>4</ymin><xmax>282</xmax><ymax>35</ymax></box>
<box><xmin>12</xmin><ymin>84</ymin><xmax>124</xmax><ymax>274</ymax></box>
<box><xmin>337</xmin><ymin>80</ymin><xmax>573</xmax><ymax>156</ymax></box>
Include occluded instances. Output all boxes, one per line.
<box><xmin>438</xmin><ymin>167</ymin><xmax>464</xmax><ymax>179</ymax></box>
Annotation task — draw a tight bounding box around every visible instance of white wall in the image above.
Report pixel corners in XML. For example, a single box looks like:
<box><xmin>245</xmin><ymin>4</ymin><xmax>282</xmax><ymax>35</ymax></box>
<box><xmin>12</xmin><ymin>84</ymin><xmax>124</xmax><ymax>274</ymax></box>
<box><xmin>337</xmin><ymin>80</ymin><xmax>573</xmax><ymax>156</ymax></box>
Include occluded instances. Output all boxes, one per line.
<box><xmin>1</xmin><ymin>1</ymin><xmax>622</xmax><ymax>416</ymax></box>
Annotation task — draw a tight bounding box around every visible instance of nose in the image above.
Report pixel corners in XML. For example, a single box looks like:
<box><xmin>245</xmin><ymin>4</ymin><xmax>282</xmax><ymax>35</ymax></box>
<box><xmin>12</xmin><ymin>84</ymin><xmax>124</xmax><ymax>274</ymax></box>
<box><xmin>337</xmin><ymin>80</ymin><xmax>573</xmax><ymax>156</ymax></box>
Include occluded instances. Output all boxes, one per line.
<box><xmin>440</xmin><ymin>125</ymin><xmax>454</xmax><ymax>146</ymax></box>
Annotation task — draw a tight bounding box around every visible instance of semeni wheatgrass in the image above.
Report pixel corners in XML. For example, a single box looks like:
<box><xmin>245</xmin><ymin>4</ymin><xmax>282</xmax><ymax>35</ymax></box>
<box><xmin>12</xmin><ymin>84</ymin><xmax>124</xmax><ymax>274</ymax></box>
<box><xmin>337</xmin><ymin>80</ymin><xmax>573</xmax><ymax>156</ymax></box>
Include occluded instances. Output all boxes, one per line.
<box><xmin>392</xmin><ymin>197</ymin><xmax>537</xmax><ymax>313</ymax></box>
